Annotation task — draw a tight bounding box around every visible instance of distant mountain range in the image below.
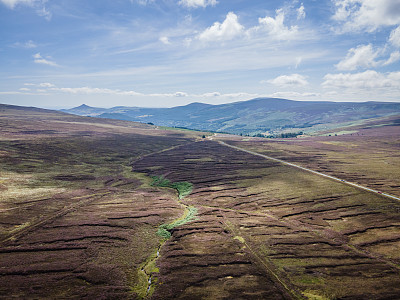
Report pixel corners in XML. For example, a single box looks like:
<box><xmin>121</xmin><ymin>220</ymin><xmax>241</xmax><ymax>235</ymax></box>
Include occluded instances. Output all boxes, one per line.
<box><xmin>62</xmin><ymin>98</ymin><xmax>400</xmax><ymax>135</ymax></box>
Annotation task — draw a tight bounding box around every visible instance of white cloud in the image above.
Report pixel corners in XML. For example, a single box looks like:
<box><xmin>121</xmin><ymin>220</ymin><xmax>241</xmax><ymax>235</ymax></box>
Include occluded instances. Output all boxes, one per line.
<box><xmin>389</xmin><ymin>26</ymin><xmax>400</xmax><ymax>47</ymax></box>
<box><xmin>270</xmin><ymin>91</ymin><xmax>320</xmax><ymax>99</ymax></box>
<box><xmin>332</xmin><ymin>0</ymin><xmax>400</xmax><ymax>32</ymax></box>
<box><xmin>174</xmin><ymin>92</ymin><xmax>188</xmax><ymax>97</ymax></box>
<box><xmin>295</xmin><ymin>57</ymin><xmax>302</xmax><ymax>68</ymax></box>
<box><xmin>322</xmin><ymin>70</ymin><xmax>400</xmax><ymax>89</ymax></box>
<box><xmin>39</xmin><ymin>82</ymin><xmax>55</xmax><ymax>87</ymax></box>
<box><xmin>36</xmin><ymin>5</ymin><xmax>51</xmax><ymax>20</ymax></box>
<box><xmin>13</xmin><ymin>40</ymin><xmax>37</xmax><ymax>48</ymax></box>
<box><xmin>0</xmin><ymin>0</ymin><xmax>36</xmax><ymax>9</ymax></box>
<box><xmin>159</xmin><ymin>36</ymin><xmax>171</xmax><ymax>45</ymax></box>
<box><xmin>132</xmin><ymin>0</ymin><xmax>154</xmax><ymax>5</ymax></box>
<box><xmin>336</xmin><ymin>44</ymin><xmax>380</xmax><ymax>70</ymax></box>
<box><xmin>383</xmin><ymin>51</ymin><xmax>400</xmax><ymax>65</ymax></box>
<box><xmin>49</xmin><ymin>86</ymin><xmax>187</xmax><ymax>98</ymax></box>
<box><xmin>195</xmin><ymin>5</ymin><xmax>308</xmax><ymax>47</ymax></box>
<box><xmin>24</xmin><ymin>40</ymin><xmax>37</xmax><ymax>48</ymax></box>
<box><xmin>250</xmin><ymin>9</ymin><xmax>299</xmax><ymax>40</ymax></box>
<box><xmin>198</xmin><ymin>12</ymin><xmax>244</xmax><ymax>42</ymax></box>
<box><xmin>21</xmin><ymin>84</ymin><xmax>258</xmax><ymax>102</ymax></box>
<box><xmin>297</xmin><ymin>3</ymin><xmax>306</xmax><ymax>20</ymax></box>
<box><xmin>267</xmin><ymin>74</ymin><xmax>309</xmax><ymax>86</ymax></box>
<box><xmin>33</xmin><ymin>53</ymin><xmax>58</xmax><ymax>67</ymax></box>
<box><xmin>52</xmin><ymin>87</ymin><xmax>133</xmax><ymax>95</ymax></box>
<box><xmin>219</xmin><ymin>92</ymin><xmax>258</xmax><ymax>99</ymax></box>
<box><xmin>1</xmin><ymin>0</ymin><xmax>51</xmax><ymax>19</ymax></box>
<box><xmin>202</xmin><ymin>92</ymin><xmax>221</xmax><ymax>97</ymax></box>
<box><xmin>179</xmin><ymin>0</ymin><xmax>217</xmax><ymax>8</ymax></box>
<box><xmin>336</xmin><ymin>44</ymin><xmax>400</xmax><ymax>70</ymax></box>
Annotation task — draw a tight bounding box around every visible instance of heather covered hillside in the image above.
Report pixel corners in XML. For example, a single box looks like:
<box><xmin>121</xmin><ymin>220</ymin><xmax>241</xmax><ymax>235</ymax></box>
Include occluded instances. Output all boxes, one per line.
<box><xmin>1</xmin><ymin>104</ymin><xmax>400</xmax><ymax>299</ymax></box>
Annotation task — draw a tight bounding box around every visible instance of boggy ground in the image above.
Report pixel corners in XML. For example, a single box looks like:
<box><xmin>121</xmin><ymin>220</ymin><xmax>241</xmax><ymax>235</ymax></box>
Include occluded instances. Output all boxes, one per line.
<box><xmin>133</xmin><ymin>140</ymin><xmax>400</xmax><ymax>299</ymax></box>
<box><xmin>0</xmin><ymin>105</ymin><xmax>203</xmax><ymax>298</ymax></box>
<box><xmin>1</xmin><ymin>105</ymin><xmax>400</xmax><ymax>299</ymax></box>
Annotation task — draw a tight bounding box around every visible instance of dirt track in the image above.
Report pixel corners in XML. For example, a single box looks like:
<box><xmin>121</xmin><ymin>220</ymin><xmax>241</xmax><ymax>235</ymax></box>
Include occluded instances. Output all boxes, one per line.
<box><xmin>218</xmin><ymin>140</ymin><xmax>400</xmax><ymax>202</ymax></box>
<box><xmin>132</xmin><ymin>140</ymin><xmax>400</xmax><ymax>299</ymax></box>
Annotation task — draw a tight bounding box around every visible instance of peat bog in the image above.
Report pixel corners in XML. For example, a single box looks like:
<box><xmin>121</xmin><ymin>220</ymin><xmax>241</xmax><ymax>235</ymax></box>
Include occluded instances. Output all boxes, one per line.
<box><xmin>1</xmin><ymin>105</ymin><xmax>400</xmax><ymax>299</ymax></box>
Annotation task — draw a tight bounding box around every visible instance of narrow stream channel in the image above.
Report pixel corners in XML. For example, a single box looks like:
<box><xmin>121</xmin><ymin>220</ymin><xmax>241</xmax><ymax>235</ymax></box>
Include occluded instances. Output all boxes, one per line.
<box><xmin>137</xmin><ymin>201</ymin><xmax>197</xmax><ymax>299</ymax></box>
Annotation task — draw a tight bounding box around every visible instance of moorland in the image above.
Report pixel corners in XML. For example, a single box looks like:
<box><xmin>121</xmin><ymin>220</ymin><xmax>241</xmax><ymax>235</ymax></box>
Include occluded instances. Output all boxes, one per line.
<box><xmin>1</xmin><ymin>102</ymin><xmax>400</xmax><ymax>299</ymax></box>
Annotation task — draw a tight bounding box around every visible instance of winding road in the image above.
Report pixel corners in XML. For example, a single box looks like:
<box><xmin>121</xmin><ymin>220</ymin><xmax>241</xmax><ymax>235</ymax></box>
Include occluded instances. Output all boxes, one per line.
<box><xmin>218</xmin><ymin>140</ymin><xmax>400</xmax><ymax>202</ymax></box>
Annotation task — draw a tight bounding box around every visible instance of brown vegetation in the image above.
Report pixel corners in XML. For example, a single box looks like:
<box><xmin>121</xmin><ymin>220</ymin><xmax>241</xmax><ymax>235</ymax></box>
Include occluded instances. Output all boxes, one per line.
<box><xmin>1</xmin><ymin>105</ymin><xmax>399</xmax><ymax>299</ymax></box>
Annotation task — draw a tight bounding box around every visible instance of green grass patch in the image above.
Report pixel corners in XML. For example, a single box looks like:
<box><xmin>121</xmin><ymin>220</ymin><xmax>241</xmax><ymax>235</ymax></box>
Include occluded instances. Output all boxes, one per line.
<box><xmin>157</xmin><ymin>206</ymin><xmax>197</xmax><ymax>239</ymax></box>
<box><xmin>151</xmin><ymin>175</ymin><xmax>193</xmax><ymax>199</ymax></box>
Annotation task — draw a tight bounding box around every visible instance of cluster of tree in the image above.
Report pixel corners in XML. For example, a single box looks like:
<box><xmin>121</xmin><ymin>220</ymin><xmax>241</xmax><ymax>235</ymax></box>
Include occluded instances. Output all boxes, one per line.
<box><xmin>250</xmin><ymin>132</ymin><xmax>304</xmax><ymax>138</ymax></box>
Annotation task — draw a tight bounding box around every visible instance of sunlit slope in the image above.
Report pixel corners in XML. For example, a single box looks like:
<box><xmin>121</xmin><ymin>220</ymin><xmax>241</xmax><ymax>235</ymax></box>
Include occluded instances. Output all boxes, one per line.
<box><xmin>63</xmin><ymin>98</ymin><xmax>400</xmax><ymax>135</ymax></box>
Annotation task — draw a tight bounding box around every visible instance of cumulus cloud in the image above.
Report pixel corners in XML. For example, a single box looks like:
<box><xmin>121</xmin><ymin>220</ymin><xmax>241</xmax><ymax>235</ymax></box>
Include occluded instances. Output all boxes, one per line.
<box><xmin>198</xmin><ymin>12</ymin><xmax>244</xmax><ymax>42</ymax></box>
<box><xmin>297</xmin><ymin>3</ymin><xmax>306</xmax><ymax>20</ymax></box>
<box><xmin>383</xmin><ymin>51</ymin><xmax>400</xmax><ymax>65</ymax></box>
<box><xmin>197</xmin><ymin>5</ymin><xmax>306</xmax><ymax>44</ymax></box>
<box><xmin>159</xmin><ymin>36</ymin><xmax>171</xmax><ymax>45</ymax></box>
<box><xmin>33</xmin><ymin>53</ymin><xmax>58</xmax><ymax>67</ymax></box>
<box><xmin>336</xmin><ymin>44</ymin><xmax>400</xmax><ymax>70</ymax></box>
<box><xmin>267</xmin><ymin>74</ymin><xmax>309</xmax><ymax>86</ymax></box>
<box><xmin>250</xmin><ymin>9</ymin><xmax>299</xmax><ymax>40</ymax></box>
<box><xmin>332</xmin><ymin>0</ymin><xmax>400</xmax><ymax>32</ymax></box>
<box><xmin>389</xmin><ymin>26</ymin><xmax>400</xmax><ymax>47</ymax></box>
<box><xmin>322</xmin><ymin>70</ymin><xmax>400</xmax><ymax>89</ymax></box>
<box><xmin>179</xmin><ymin>0</ymin><xmax>217</xmax><ymax>8</ymax></box>
<box><xmin>336</xmin><ymin>44</ymin><xmax>380</xmax><ymax>70</ymax></box>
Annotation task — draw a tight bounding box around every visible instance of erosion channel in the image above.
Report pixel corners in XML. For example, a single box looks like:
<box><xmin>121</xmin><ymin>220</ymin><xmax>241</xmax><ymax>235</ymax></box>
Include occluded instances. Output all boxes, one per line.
<box><xmin>135</xmin><ymin>175</ymin><xmax>197</xmax><ymax>299</ymax></box>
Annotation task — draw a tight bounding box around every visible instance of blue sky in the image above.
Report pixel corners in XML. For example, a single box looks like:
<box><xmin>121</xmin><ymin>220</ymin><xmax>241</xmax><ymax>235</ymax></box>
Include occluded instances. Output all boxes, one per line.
<box><xmin>1</xmin><ymin>0</ymin><xmax>400</xmax><ymax>108</ymax></box>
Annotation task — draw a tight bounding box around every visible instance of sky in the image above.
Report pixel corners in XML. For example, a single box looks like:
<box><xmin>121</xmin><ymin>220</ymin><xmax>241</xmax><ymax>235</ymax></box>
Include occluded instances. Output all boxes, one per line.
<box><xmin>0</xmin><ymin>0</ymin><xmax>400</xmax><ymax>108</ymax></box>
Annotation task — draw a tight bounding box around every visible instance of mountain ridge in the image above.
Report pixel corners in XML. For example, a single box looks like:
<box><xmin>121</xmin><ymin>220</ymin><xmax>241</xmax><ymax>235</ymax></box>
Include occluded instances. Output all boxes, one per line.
<box><xmin>61</xmin><ymin>98</ymin><xmax>400</xmax><ymax>135</ymax></box>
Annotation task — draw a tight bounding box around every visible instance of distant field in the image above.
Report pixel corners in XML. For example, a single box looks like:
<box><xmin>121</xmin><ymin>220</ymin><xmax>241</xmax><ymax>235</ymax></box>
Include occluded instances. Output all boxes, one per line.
<box><xmin>1</xmin><ymin>105</ymin><xmax>400</xmax><ymax>299</ymax></box>
<box><xmin>221</xmin><ymin>115</ymin><xmax>400</xmax><ymax>198</ymax></box>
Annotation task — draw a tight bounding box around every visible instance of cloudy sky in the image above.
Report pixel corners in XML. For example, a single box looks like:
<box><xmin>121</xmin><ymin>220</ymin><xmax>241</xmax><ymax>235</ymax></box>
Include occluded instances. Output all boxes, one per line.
<box><xmin>1</xmin><ymin>0</ymin><xmax>400</xmax><ymax>108</ymax></box>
